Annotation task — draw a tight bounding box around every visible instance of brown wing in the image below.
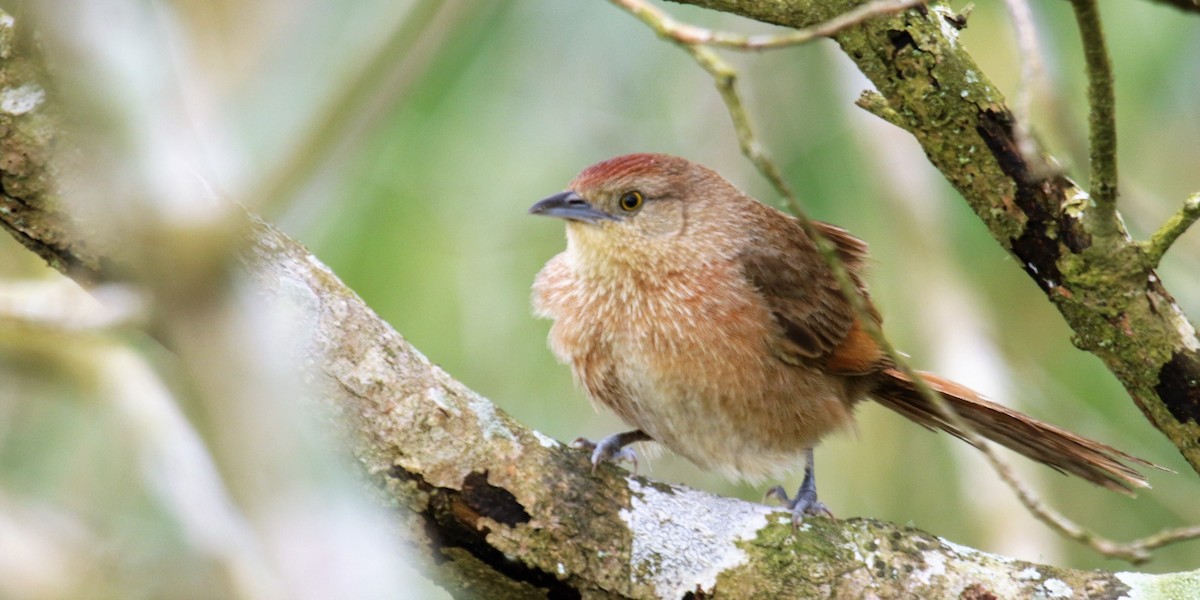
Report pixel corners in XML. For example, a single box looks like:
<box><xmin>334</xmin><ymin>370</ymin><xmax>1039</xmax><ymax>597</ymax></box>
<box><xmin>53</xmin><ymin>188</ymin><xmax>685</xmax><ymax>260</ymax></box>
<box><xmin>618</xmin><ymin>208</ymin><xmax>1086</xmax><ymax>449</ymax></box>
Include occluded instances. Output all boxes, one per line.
<box><xmin>738</xmin><ymin>218</ymin><xmax>880</xmax><ymax>373</ymax></box>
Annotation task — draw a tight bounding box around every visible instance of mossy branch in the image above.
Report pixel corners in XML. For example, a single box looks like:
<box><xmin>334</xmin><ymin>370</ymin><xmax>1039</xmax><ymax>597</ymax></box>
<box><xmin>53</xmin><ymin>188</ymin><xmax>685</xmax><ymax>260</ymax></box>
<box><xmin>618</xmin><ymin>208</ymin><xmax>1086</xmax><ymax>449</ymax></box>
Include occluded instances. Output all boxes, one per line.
<box><xmin>1143</xmin><ymin>192</ymin><xmax>1200</xmax><ymax>267</ymax></box>
<box><xmin>612</xmin><ymin>0</ymin><xmax>921</xmax><ymax>50</ymax></box>
<box><xmin>3</xmin><ymin>4</ymin><xmax>1200</xmax><ymax>597</ymax></box>
<box><xmin>1070</xmin><ymin>0</ymin><xmax>1120</xmax><ymax>239</ymax></box>
<box><xmin>2</xmin><ymin>39</ymin><xmax>1196</xmax><ymax>600</ymax></box>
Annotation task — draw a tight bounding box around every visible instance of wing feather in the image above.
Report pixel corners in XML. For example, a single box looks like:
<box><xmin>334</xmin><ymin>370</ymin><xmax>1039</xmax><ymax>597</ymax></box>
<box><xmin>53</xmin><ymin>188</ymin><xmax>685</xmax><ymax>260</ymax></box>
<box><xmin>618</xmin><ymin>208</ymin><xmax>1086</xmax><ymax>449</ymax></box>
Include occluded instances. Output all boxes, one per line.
<box><xmin>738</xmin><ymin>218</ymin><xmax>876</xmax><ymax>370</ymax></box>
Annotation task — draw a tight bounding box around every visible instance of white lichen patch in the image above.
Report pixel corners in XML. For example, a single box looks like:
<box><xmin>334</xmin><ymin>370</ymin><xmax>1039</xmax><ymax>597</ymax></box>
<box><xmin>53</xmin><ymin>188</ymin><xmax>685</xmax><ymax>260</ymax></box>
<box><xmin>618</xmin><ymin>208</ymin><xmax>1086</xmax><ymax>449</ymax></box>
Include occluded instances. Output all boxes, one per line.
<box><xmin>914</xmin><ymin>551</ymin><xmax>946</xmax><ymax>585</ymax></box>
<box><xmin>531</xmin><ymin>429</ymin><xmax>560</xmax><ymax>448</ymax></box>
<box><xmin>0</xmin><ymin>12</ymin><xmax>14</xmax><ymax>59</ymax></box>
<box><xmin>0</xmin><ymin>83</ymin><xmax>43</xmax><ymax>115</ymax></box>
<box><xmin>619</xmin><ymin>479</ymin><xmax>772</xmax><ymax>599</ymax></box>
<box><xmin>1166</xmin><ymin>307</ymin><xmax>1200</xmax><ymax>352</ymax></box>
<box><xmin>1116</xmin><ymin>569</ymin><xmax>1200</xmax><ymax>600</ymax></box>
<box><xmin>465</xmin><ymin>391</ymin><xmax>516</xmax><ymax>442</ymax></box>
<box><xmin>1115</xmin><ymin>571</ymin><xmax>1154</xmax><ymax>600</ymax></box>
<box><xmin>1063</xmin><ymin>188</ymin><xmax>1094</xmax><ymax>219</ymax></box>
<box><xmin>919</xmin><ymin>539</ymin><xmax>1053</xmax><ymax>598</ymax></box>
<box><xmin>1016</xmin><ymin>567</ymin><xmax>1042</xmax><ymax>580</ymax></box>
<box><xmin>305</xmin><ymin>252</ymin><xmax>338</xmax><ymax>276</ymax></box>
<box><xmin>424</xmin><ymin>386</ymin><xmax>457</xmax><ymax>416</ymax></box>
<box><xmin>939</xmin><ymin>538</ymin><xmax>1015</xmax><ymax>564</ymax></box>
<box><xmin>1043</xmin><ymin>578</ymin><xmax>1073</xmax><ymax>598</ymax></box>
<box><xmin>931</xmin><ymin>5</ymin><xmax>961</xmax><ymax>46</ymax></box>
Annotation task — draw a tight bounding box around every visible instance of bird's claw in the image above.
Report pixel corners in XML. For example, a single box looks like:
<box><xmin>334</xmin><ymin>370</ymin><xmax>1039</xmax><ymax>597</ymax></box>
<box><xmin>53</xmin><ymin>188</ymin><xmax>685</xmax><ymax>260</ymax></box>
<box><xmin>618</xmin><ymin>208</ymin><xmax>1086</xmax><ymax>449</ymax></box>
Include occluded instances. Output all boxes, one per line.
<box><xmin>572</xmin><ymin>436</ymin><xmax>640</xmax><ymax>473</ymax></box>
<box><xmin>765</xmin><ymin>485</ymin><xmax>834</xmax><ymax>526</ymax></box>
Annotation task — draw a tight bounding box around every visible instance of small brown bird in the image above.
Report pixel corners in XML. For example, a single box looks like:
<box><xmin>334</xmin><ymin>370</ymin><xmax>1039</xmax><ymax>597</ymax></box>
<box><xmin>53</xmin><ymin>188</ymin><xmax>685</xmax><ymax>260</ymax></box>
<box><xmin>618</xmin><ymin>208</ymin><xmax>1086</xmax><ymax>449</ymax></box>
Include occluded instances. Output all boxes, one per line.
<box><xmin>530</xmin><ymin>153</ymin><xmax>1151</xmax><ymax>520</ymax></box>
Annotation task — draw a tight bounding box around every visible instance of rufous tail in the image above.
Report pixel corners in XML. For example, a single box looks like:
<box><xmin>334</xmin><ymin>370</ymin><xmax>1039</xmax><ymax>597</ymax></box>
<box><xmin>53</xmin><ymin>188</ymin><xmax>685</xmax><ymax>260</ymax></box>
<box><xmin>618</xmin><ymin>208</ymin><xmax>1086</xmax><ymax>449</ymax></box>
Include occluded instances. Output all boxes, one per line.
<box><xmin>872</xmin><ymin>368</ymin><xmax>1161</xmax><ymax>495</ymax></box>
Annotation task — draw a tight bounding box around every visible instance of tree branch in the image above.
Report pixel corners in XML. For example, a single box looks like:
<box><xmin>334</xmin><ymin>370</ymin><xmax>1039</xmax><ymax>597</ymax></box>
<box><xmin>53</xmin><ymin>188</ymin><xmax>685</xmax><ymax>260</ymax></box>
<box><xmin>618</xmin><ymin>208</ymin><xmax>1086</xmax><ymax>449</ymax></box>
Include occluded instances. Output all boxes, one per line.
<box><xmin>2</xmin><ymin>4</ymin><xmax>1198</xmax><ymax>597</ymax></box>
<box><xmin>1143</xmin><ymin>192</ymin><xmax>1200</xmax><ymax>267</ymax></box>
<box><xmin>1144</xmin><ymin>0</ymin><xmax>1200</xmax><ymax>15</ymax></box>
<box><xmin>611</xmin><ymin>0</ymin><xmax>1200</xmax><ymax>563</ymax></box>
<box><xmin>1070</xmin><ymin>0</ymin><xmax>1120</xmax><ymax>238</ymax></box>
<box><xmin>0</xmin><ymin>93</ymin><xmax>1190</xmax><ymax>600</ymax></box>
<box><xmin>668</xmin><ymin>0</ymin><xmax>1200</xmax><ymax>478</ymax></box>
<box><xmin>1002</xmin><ymin>0</ymin><xmax>1050</xmax><ymax>176</ymax></box>
<box><xmin>611</xmin><ymin>0</ymin><xmax>921</xmax><ymax>49</ymax></box>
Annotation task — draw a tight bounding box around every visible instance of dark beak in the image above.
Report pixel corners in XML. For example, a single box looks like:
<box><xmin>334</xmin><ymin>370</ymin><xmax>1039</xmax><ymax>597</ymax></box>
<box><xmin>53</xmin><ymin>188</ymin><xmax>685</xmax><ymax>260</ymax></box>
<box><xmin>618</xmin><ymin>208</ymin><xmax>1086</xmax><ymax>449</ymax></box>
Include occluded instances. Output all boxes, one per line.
<box><xmin>528</xmin><ymin>191</ymin><xmax>616</xmax><ymax>224</ymax></box>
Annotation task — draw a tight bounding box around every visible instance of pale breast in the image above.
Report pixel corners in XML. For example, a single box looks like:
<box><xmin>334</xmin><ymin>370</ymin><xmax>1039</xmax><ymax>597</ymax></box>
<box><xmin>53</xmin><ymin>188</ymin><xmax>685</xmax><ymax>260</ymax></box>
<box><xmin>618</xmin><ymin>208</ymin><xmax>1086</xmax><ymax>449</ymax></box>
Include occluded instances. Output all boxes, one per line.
<box><xmin>533</xmin><ymin>254</ymin><xmax>856</xmax><ymax>482</ymax></box>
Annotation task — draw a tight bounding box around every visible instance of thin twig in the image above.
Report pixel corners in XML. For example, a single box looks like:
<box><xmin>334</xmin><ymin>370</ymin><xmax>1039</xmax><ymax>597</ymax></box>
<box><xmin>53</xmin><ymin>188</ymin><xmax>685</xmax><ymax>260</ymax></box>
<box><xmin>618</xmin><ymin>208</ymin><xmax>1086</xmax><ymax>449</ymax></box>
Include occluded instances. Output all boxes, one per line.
<box><xmin>1002</xmin><ymin>0</ymin><xmax>1051</xmax><ymax>177</ymax></box>
<box><xmin>1143</xmin><ymin>192</ymin><xmax>1200</xmax><ymax>267</ymax></box>
<box><xmin>250</xmin><ymin>0</ymin><xmax>447</xmax><ymax>217</ymax></box>
<box><xmin>609</xmin><ymin>0</ymin><xmax>1200</xmax><ymax>564</ymax></box>
<box><xmin>1147</xmin><ymin>0</ymin><xmax>1200</xmax><ymax>15</ymax></box>
<box><xmin>1070</xmin><ymin>0</ymin><xmax>1120</xmax><ymax>237</ymax></box>
<box><xmin>1128</xmin><ymin>523</ymin><xmax>1200</xmax><ymax>554</ymax></box>
<box><xmin>0</xmin><ymin>281</ymin><xmax>146</xmax><ymax>333</ymax></box>
<box><xmin>681</xmin><ymin>45</ymin><xmax>797</xmax><ymax>202</ymax></box>
<box><xmin>611</xmin><ymin>0</ymin><xmax>923</xmax><ymax>51</ymax></box>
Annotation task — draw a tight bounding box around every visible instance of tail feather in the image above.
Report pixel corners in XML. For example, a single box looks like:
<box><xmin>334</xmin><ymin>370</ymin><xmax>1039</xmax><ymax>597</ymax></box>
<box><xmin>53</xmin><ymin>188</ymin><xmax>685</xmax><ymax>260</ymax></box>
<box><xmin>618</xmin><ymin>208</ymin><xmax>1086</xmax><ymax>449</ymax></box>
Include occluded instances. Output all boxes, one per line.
<box><xmin>872</xmin><ymin>368</ymin><xmax>1162</xmax><ymax>495</ymax></box>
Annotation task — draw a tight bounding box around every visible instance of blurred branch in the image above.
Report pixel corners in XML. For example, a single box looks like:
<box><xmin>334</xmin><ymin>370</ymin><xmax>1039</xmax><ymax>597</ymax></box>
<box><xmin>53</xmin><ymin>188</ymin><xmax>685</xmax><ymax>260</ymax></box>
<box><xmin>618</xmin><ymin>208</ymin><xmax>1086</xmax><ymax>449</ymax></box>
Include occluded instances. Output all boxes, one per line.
<box><xmin>1070</xmin><ymin>0</ymin><xmax>1120</xmax><ymax>238</ymax></box>
<box><xmin>250</xmin><ymin>0</ymin><xmax>451</xmax><ymax>217</ymax></box>
<box><xmin>0</xmin><ymin>280</ymin><xmax>145</xmax><ymax>332</ymax></box>
<box><xmin>3</xmin><ymin>6</ymin><xmax>1198</xmax><ymax>596</ymax></box>
<box><xmin>1142</xmin><ymin>192</ymin><xmax>1200</xmax><ymax>267</ymax></box>
<box><xmin>1145</xmin><ymin>0</ymin><xmax>1200</xmax><ymax>14</ymax></box>
<box><xmin>667</xmin><ymin>0</ymin><xmax>1200</xmax><ymax>480</ymax></box>
<box><xmin>1002</xmin><ymin>0</ymin><xmax>1054</xmax><ymax>178</ymax></box>
<box><xmin>3</xmin><ymin>2</ymin><xmax>423</xmax><ymax>597</ymax></box>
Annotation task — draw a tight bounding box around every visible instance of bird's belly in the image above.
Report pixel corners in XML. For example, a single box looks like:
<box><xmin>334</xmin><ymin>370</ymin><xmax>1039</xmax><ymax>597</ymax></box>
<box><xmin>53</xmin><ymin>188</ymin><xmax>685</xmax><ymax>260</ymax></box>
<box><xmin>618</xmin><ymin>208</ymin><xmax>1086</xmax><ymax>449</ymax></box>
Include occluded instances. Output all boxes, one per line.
<box><xmin>598</xmin><ymin>308</ymin><xmax>856</xmax><ymax>483</ymax></box>
<box><xmin>623</xmin><ymin>356</ymin><xmax>854</xmax><ymax>482</ymax></box>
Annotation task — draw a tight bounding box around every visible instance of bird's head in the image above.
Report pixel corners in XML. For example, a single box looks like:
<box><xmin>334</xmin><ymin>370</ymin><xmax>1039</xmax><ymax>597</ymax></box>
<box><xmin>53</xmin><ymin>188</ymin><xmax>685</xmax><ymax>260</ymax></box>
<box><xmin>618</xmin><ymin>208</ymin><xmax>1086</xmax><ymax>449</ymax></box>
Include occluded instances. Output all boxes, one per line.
<box><xmin>530</xmin><ymin>153</ymin><xmax>748</xmax><ymax>276</ymax></box>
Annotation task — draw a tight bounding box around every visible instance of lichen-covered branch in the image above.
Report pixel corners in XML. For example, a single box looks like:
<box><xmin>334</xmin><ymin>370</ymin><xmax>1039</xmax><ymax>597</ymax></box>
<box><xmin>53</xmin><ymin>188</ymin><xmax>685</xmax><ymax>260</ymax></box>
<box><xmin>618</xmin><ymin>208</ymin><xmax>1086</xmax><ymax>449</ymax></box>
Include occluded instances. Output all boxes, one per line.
<box><xmin>1</xmin><ymin>100</ymin><xmax>1192</xmax><ymax>600</ymax></box>
<box><xmin>1069</xmin><ymin>0</ymin><xmax>1120</xmax><ymax>238</ymax></box>
<box><xmin>243</xmin><ymin>224</ymin><xmax>1197</xmax><ymax>595</ymax></box>
<box><xmin>611</xmin><ymin>0</ymin><xmax>921</xmax><ymax>50</ymax></box>
<box><xmin>1143</xmin><ymin>192</ymin><xmax>1200</xmax><ymax>267</ymax></box>
<box><xmin>668</xmin><ymin>0</ymin><xmax>1200</xmax><ymax>477</ymax></box>
<box><xmin>3</xmin><ymin>6</ymin><xmax>1198</xmax><ymax>597</ymax></box>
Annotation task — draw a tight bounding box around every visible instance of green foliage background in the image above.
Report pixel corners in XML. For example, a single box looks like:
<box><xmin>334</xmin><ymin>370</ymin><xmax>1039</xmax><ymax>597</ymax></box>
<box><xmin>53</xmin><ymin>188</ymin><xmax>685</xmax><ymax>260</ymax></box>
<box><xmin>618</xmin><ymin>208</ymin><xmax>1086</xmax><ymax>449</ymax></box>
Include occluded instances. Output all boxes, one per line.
<box><xmin>3</xmin><ymin>0</ymin><xmax>1199</xmax><ymax>580</ymax></box>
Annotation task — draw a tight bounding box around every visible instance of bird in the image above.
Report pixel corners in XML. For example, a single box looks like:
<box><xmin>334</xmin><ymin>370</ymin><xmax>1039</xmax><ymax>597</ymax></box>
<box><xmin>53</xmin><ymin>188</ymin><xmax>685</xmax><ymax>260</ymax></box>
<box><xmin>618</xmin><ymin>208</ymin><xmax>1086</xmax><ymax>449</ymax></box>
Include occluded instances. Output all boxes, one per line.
<box><xmin>529</xmin><ymin>152</ymin><xmax>1153</xmax><ymax>521</ymax></box>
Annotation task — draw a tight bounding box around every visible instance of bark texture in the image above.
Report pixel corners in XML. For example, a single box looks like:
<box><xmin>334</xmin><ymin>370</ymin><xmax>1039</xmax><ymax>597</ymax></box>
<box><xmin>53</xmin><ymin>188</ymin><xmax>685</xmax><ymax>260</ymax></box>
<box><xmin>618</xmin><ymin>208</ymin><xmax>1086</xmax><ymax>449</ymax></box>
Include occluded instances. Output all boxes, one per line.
<box><xmin>1</xmin><ymin>5</ymin><xmax>1197</xmax><ymax>599</ymax></box>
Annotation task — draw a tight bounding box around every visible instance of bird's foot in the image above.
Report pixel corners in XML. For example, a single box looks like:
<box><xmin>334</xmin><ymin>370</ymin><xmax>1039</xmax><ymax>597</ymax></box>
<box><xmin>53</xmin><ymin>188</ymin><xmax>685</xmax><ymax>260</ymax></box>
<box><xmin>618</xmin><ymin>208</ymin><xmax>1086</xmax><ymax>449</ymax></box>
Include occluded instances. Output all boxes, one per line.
<box><xmin>571</xmin><ymin>430</ymin><xmax>650</xmax><ymax>473</ymax></box>
<box><xmin>572</xmin><ymin>437</ymin><xmax>638</xmax><ymax>473</ymax></box>
<box><xmin>765</xmin><ymin>448</ymin><xmax>833</xmax><ymax>526</ymax></box>
<box><xmin>765</xmin><ymin>485</ymin><xmax>834</xmax><ymax>526</ymax></box>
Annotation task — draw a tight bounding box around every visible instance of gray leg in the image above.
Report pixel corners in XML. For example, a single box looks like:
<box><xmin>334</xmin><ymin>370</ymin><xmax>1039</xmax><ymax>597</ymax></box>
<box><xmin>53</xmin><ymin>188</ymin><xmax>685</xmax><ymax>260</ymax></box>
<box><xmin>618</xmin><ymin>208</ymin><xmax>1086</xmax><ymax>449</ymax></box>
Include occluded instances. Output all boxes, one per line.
<box><xmin>765</xmin><ymin>448</ymin><xmax>833</xmax><ymax>525</ymax></box>
<box><xmin>572</xmin><ymin>430</ymin><xmax>651</xmax><ymax>473</ymax></box>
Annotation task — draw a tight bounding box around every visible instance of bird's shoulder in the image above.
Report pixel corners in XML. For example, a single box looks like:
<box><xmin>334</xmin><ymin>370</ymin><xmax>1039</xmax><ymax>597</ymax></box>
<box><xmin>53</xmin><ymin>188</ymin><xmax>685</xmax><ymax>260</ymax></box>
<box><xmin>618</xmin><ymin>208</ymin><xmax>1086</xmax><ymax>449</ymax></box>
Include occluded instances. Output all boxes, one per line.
<box><xmin>735</xmin><ymin>213</ymin><xmax>881</xmax><ymax>374</ymax></box>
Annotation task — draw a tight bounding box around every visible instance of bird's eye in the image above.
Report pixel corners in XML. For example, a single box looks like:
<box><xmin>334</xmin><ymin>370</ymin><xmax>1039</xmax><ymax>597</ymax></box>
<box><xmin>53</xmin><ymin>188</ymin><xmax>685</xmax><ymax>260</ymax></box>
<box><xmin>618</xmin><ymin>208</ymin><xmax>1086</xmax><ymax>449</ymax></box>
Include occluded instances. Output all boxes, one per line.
<box><xmin>618</xmin><ymin>191</ymin><xmax>644</xmax><ymax>212</ymax></box>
